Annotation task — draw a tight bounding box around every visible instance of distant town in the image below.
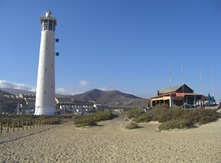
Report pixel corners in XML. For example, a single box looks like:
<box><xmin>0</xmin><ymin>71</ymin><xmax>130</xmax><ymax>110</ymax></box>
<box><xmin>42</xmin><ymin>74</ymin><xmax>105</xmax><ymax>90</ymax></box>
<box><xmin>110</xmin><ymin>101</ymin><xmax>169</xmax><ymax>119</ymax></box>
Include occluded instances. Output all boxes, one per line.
<box><xmin>0</xmin><ymin>89</ymin><xmax>110</xmax><ymax>115</ymax></box>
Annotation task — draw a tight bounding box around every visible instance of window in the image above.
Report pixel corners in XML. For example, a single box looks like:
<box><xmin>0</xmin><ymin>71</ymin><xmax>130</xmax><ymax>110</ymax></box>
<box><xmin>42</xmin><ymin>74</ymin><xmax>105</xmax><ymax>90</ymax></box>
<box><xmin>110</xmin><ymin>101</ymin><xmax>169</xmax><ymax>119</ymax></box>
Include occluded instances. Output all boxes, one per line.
<box><xmin>48</xmin><ymin>20</ymin><xmax>55</xmax><ymax>31</ymax></box>
<box><xmin>42</xmin><ymin>20</ymin><xmax>55</xmax><ymax>31</ymax></box>
<box><xmin>49</xmin><ymin>20</ymin><xmax>53</xmax><ymax>30</ymax></box>
<box><xmin>43</xmin><ymin>20</ymin><xmax>49</xmax><ymax>30</ymax></box>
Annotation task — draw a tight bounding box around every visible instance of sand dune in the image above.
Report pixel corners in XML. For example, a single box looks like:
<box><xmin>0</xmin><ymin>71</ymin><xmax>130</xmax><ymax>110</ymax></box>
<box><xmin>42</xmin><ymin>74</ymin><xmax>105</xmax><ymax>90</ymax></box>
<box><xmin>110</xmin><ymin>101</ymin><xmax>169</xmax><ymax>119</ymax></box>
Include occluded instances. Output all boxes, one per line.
<box><xmin>0</xmin><ymin>116</ymin><xmax>221</xmax><ymax>162</ymax></box>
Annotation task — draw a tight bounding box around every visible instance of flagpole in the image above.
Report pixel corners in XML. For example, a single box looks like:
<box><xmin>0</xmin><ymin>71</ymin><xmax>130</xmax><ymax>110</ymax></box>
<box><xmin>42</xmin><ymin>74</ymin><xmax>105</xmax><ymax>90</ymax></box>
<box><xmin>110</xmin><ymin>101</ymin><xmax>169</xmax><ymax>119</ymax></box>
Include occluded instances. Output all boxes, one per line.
<box><xmin>211</xmin><ymin>67</ymin><xmax>215</xmax><ymax>104</ymax></box>
<box><xmin>200</xmin><ymin>65</ymin><xmax>203</xmax><ymax>95</ymax></box>
<box><xmin>181</xmin><ymin>65</ymin><xmax>184</xmax><ymax>106</ymax></box>
<box><xmin>211</xmin><ymin>67</ymin><xmax>214</xmax><ymax>97</ymax></box>
<box><xmin>200</xmin><ymin>65</ymin><xmax>203</xmax><ymax>107</ymax></box>
<box><xmin>169</xmin><ymin>64</ymin><xmax>172</xmax><ymax>107</ymax></box>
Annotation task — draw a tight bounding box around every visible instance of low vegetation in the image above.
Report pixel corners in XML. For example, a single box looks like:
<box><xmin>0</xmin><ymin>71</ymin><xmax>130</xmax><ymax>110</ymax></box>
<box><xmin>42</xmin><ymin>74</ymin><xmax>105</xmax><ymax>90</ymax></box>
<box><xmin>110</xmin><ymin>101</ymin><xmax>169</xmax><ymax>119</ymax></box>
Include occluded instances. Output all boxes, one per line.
<box><xmin>125</xmin><ymin>123</ymin><xmax>140</xmax><ymax>130</ymax></box>
<box><xmin>158</xmin><ymin>119</ymin><xmax>193</xmax><ymax>131</ymax></box>
<box><xmin>126</xmin><ymin>108</ymin><xmax>145</xmax><ymax>119</ymax></box>
<box><xmin>74</xmin><ymin>111</ymin><xmax>117</xmax><ymax>127</ymax></box>
<box><xmin>0</xmin><ymin>115</ymin><xmax>61</xmax><ymax>127</ymax></box>
<box><xmin>126</xmin><ymin>105</ymin><xmax>220</xmax><ymax>131</ymax></box>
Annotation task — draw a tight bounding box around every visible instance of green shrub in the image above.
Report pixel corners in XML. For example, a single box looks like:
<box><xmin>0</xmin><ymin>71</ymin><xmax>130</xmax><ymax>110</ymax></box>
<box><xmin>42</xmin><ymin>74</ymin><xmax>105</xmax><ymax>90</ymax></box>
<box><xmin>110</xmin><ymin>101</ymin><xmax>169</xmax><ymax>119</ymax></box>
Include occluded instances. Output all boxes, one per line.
<box><xmin>91</xmin><ymin>111</ymin><xmax>116</xmax><ymax>121</ymax></box>
<box><xmin>74</xmin><ymin>116</ymin><xmax>97</xmax><ymax>126</ymax></box>
<box><xmin>172</xmin><ymin>107</ymin><xmax>184</xmax><ymax>118</ymax></box>
<box><xmin>127</xmin><ymin>108</ymin><xmax>144</xmax><ymax>119</ymax></box>
<box><xmin>125</xmin><ymin>123</ymin><xmax>140</xmax><ymax>130</ymax></box>
<box><xmin>151</xmin><ymin>107</ymin><xmax>170</xmax><ymax>121</ymax></box>
<box><xmin>199</xmin><ymin>109</ymin><xmax>220</xmax><ymax>124</ymax></box>
<box><xmin>159</xmin><ymin>119</ymin><xmax>193</xmax><ymax>131</ymax></box>
<box><xmin>133</xmin><ymin>113</ymin><xmax>153</xmax><ymax>123</ymax></box>
<box><xmin>157</xmin><ymin>107</ymin><xmax>184</xmax><ymax>122</ymax></box>
<box><xmin>183</xmin><ymin>109</ymin><xmax>220</xmax><ymax>125</ymax></box>
<box><xmin>128</xmin><ymin>106</ymin><xmax>220</xmax><ymax>130</ymax></box>
<box><xmin>74</xmin><ymin>120</ymin><xmax>97</xmax><ymax>127</ymax></box>
<box><xmin>154</xmin><ymin>103</ymin><xmax>169</xmax><ymax>109</ymax></box>
<box><xmin>74</xmin><ymin>111</ymin><xmax>117</xmax><ymax>127</ymax></box>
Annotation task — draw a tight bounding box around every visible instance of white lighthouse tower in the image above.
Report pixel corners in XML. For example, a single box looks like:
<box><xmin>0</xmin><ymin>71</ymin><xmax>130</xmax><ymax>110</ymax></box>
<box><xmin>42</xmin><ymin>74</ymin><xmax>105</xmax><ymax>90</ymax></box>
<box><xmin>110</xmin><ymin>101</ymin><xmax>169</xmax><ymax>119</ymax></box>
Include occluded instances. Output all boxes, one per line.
<box><xmin>35</xmin><ymin>10</ymin><xmax>58</xmax><ymax>115</ymax></box>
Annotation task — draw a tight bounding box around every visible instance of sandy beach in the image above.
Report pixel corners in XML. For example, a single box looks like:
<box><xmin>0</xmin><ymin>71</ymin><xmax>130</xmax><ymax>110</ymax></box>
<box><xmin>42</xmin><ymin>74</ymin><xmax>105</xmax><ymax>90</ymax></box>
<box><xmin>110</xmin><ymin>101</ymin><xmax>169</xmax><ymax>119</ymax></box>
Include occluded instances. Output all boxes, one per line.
<box><xmin>0</xmin><ymin>115</ymin><xmax>221</xmax><ymax>163</ymax></box>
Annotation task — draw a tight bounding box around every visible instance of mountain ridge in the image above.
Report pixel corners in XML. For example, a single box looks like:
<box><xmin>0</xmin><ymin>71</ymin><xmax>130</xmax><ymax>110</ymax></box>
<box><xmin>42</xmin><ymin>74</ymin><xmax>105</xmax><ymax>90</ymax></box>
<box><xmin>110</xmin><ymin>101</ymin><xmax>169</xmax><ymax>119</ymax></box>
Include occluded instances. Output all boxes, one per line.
<box><xmin>0</xmin><ymin>88</ymin><xmax>147</xmax><ymax>107</ymax></box>
<box><xmin>70</xmin><ymin>89</ymin><xmax>146</xmax><ymax>107</ymax></box>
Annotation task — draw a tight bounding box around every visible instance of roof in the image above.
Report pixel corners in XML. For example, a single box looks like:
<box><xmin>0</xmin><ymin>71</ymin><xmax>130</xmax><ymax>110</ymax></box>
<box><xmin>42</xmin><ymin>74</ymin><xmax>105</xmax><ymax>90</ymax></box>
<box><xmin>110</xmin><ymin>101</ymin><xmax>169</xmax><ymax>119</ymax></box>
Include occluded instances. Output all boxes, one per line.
<box><xmin>160</xmin><ymin>85</ymin><xmax>182</xmax><ymax>94</ymax></box>
<box><xmin>159</xmin><ymin>84</ymin><xmax>193</xmax><ymax>94</ymax></box>
<box><xmin>151</xmin><ymin>92</ymin><xmax>204</xmax><ymax>100</ymax></box>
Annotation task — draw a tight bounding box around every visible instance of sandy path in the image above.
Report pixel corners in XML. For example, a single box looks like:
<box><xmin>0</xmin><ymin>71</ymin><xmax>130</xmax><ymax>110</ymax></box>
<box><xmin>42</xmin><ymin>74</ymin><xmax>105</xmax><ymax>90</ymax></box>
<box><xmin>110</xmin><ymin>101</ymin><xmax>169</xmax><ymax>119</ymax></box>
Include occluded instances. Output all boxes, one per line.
<box><xmin>0</xmin><ymin>116</ymin><xmax>221</xmax><ymax>162</ymax></box>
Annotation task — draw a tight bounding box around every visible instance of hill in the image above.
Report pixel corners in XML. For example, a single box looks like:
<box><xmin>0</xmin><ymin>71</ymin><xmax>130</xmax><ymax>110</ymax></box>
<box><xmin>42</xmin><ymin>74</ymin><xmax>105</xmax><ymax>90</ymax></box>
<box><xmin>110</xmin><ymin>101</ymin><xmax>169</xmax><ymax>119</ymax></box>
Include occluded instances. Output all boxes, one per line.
<box><xmin>0</xmin><ymin>88</ymin><xmax>35</xmax><ymax>95</ymax></box>
<box><xmin>0</xmin><ymin>88</ymin><xmax>148</xmax><ymax>107</ymax></box>
<box><xmin>70</xmin><ymin>89</ymin><xmax>147</xmax><ymax>107</ymax></box>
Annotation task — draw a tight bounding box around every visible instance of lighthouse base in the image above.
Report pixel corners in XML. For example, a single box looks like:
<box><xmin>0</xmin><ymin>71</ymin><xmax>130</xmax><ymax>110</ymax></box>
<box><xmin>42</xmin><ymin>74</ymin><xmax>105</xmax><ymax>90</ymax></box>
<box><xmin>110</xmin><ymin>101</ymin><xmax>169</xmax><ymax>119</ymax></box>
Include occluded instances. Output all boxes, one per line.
<box><xmin>34</xmin><ymin>107</ymin><xmax>56</xmax><ymax>115</ymax></box>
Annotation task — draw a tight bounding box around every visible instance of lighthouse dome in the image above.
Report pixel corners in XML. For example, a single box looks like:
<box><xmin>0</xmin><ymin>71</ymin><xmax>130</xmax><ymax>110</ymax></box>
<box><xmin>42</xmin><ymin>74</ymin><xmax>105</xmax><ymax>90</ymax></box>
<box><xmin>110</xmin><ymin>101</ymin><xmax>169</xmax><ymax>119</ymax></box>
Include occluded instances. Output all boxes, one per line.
<box><xmin>46</xmin><ymin>10</ymin><xmax>52</xmax><ymax>18</ymax></box>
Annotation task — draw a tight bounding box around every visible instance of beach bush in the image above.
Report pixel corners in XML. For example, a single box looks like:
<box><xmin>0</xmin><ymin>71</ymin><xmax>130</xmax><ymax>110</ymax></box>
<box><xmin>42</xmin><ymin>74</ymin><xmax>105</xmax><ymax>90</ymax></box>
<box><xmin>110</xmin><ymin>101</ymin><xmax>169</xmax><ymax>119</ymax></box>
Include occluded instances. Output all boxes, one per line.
<box><xmin>155</xmin><ymin>103</ymin><xmax>169</xmax><ymax>109</ymax></box>
<box><xmin>183</xmin><ymin>109</ymin><xmax>220</xmax><ymax>125</ymax></box>
<box><xmin>90</xmin><ymin>111</ymin><xmax>116</xmax><ymax>121</ymax></box>
<box><xmin>132</xmin><ymin>107</ymin><xmax>172</xmax><ymax>123</ymax></box>
<box><xmin>158</xmin><ymin>119</ymin><xmax>193</xmax><ymax>131</ymax></box>
<box><xmin>127</xmin><ymin>104</ymin><xmax>220</xmax><ymax>130</ymax></box>
<box><xmin>74</xmin><ymin>118</ymin><xmax>97</xmax><ymax>127</ymax></box>
<box><xmin>74</xmin><ymin>111</ymin><xmax>117</xmax><ymax>127</ymax></box>
<box><xmin>133</xmin><ymin>113</ymin><xmax>153</xmax><ymax>123</ymax></box>
<box><xmin>125</xmin><ymin>123</ymin><xmax>140</xmax><ymax>130</ymax></box>
<box><xmin>127</xmin><ymin>108</ymin><xmax>144</xmax><ymax>119</ymax></box>
<box><xmin>157</xmin><ymin>107</ymin><xmax>184</xmax><ymax>122</ymax></box>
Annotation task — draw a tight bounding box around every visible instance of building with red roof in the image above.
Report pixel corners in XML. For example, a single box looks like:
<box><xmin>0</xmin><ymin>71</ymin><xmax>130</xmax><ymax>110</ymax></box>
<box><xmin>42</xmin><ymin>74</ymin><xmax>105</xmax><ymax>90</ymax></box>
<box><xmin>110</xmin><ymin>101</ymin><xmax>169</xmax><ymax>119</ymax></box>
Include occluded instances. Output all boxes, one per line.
<box><xmin>151</xmin><ymin>84</ymin><xmax>207</xmax><ymax>107</ymax></box>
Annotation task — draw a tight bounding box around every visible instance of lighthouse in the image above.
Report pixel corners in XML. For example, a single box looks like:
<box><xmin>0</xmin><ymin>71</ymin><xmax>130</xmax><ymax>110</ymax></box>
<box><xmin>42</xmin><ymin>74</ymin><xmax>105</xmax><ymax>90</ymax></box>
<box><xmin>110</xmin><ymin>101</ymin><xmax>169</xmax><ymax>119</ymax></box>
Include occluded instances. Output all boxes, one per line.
<box><xmin>35</xmin><ymin>10</ymin><xmax>58</xmax><ymax>115</ymax></box>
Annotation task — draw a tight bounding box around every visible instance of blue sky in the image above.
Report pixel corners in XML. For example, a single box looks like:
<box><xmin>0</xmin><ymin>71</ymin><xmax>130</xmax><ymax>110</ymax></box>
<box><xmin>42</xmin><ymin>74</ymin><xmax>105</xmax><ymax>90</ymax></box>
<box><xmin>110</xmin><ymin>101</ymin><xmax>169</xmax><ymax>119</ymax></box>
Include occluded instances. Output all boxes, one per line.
<box><xmin>0</xmin><ymin>0</ymin><xmax>221</xmax><ymax>100</ymax></box>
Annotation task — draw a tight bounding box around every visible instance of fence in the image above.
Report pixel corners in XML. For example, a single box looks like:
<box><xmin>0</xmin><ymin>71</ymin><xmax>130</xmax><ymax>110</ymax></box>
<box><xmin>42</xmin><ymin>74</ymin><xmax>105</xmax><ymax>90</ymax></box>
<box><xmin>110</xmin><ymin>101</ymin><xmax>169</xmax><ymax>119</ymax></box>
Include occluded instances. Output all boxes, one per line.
<box><xmin>0</xmin><ymin>117</ymin><xmax>59</xmax><ymax>135</ymax></box>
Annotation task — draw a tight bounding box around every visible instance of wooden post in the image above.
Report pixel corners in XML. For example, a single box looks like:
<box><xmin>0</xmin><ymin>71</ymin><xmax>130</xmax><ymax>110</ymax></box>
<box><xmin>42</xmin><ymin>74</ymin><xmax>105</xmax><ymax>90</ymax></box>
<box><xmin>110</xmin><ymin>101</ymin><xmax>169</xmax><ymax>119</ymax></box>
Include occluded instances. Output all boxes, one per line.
<box><xmin>12</xmin><ymin>121</ymin><xmax>15</xmax><ymax>132</ymax></box>
<box><xmin>0</xmin><ymin>122</ymin><xmax>2</xmax><ymax>135</ymax></box>
<box><xmin>6</xmin><ymin>121</ymin><xmax>9</xmax><ymax>133</ymax></box>
<box><xmin>22</xmin><ymin>121</ymin><xmax>24</xmax><ymax>130</ymax></box>
<box><xmin>26</xmin><ymin>121</ymin><xmax>28</xmax><ymax>129</ymax></box>
<box><xmin>18</xmin><ymin>121</ymin><xmax>20</xmax><ymax>131</ymax></box>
